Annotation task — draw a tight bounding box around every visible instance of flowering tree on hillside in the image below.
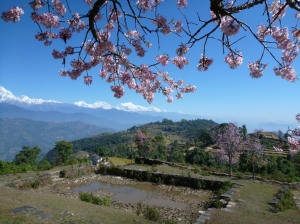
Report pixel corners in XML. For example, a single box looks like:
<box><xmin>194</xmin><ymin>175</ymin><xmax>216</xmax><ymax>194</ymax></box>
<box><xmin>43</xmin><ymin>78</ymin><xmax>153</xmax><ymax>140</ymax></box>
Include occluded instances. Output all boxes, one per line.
<box><xmin>2</xmin><ymin>0</ymin><xmax>300</xmax><ymax>103</ymax></box>
<box><xmin>287</xmin><ymin>113</ymin><xmax>300</xmax><ymax>155</ymax></box>
<box><xmin>216</xmin><ymin>123</ymin><xmax>241</xmax><ymax>177</ymax></box>
<box><xmin>134</xmin><ymin>128</ymin><xmax>154</xmax><ymax>157</ymax></box>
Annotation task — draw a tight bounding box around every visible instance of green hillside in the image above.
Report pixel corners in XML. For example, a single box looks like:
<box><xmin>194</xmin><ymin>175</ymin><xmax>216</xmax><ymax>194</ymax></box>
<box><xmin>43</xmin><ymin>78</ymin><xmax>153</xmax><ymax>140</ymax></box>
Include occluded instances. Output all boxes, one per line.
<box><xmin>45</xmin><ymin>118</ymin><xmax>218</xmax><ymax>162</ymax></box>
<box><xmin>0</xmin><ymin>118</ymin><xmax>113</xmax><ymax>161</ymax></box>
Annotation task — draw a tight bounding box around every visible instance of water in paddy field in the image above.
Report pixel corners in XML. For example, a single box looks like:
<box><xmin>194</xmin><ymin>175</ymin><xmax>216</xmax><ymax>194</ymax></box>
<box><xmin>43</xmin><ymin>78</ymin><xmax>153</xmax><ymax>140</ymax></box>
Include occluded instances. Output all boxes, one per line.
<box><xmin>71</xmin><ymin>181</ymin><xmax>210</xmax><ymax>208</ymax></box>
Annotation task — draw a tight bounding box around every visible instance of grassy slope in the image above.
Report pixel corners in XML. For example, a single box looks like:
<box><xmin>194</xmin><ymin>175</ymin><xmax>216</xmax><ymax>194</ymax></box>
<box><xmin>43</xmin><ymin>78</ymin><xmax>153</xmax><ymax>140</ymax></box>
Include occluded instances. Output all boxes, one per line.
<box><xmin>1</xmin><ymin>161</ymin><xmax>298</xmax><ymax>224</ymax></box>
<box><xmin>208</xmin><ymin>180</ymin><xmax>300</xmax><ymax>224</ymax></box>
<box><xmin>0</xmin><ymin>184</ymin><xmax>154</xmax><ymax>224</ymax></box>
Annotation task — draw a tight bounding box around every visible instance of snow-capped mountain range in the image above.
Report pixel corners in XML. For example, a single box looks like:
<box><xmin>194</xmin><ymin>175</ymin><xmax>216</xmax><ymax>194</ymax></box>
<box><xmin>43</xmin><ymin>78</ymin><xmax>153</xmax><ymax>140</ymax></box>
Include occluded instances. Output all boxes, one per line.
<box><xmin>0</xmin><ymin>86</ymin><xmax>165</xmax><ymax>112</ymax></box>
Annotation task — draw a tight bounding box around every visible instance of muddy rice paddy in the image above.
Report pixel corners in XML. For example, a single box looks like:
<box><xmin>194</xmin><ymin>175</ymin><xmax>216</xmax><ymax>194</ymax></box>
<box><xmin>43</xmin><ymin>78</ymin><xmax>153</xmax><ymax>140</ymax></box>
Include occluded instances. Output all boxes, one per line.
<box><xmin>35</xmin><ymin>173</ymin><xmax>216</xmax><ymax>223</ymax></box>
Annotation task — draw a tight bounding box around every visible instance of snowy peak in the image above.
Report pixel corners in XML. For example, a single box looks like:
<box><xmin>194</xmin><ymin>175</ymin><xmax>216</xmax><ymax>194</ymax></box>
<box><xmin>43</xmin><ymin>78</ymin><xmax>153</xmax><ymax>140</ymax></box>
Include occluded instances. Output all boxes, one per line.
<box><xmin>0</xmin><ymin>86</ymin><xmax>16</xmax><ymax>101</ymax></box>
<box><xmin>0</xmin><ymin>86</ymin><xmax>166</xmax><ymax>112</ymax></box>
<box><xmin>74</xmin><ymin>101</ymin><xmax>113</xmax><ymax>109</ymax></box>
<box><xmin>115</xmin><ymin>102</ymin><xmax>164</xmax><ymax>112</ymax></box>
<box><xmin>0</xmin><ymin>86</ymin><xmax>61</xmax><ymax>105</ymax></box>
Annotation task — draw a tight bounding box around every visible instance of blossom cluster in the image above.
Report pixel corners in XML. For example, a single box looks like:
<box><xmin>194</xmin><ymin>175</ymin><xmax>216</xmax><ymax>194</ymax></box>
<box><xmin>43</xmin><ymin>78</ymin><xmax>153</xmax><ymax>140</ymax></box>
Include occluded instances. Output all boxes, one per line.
<box><xmin>52</xmin><ymin>0</ymin><xmax>66</xmax><ymax>16</ymax></box>
<box><xmin>248</xmin><ymin>61</ymin><xmax>268</xmax><ymax>79</ymax></box>
<box><xmin>31</xmin><ymin>12</ymin><xmax>60</xmax><ymax>28</ymax></box>
<box><xmin>197</xmin><ymin>54</ymin><xmax>213</xmax><ymax>71</ymax></box>
<box><xmin>136</xmin><ymin>0</ymin><xmax>163</xmax><ymax>13</ymax></box>
<box><xmin>224</xmin><ymin>52</ymin><xmax>243</xmax><ymax>69</ymax></box>
<box><xmin>288</xmin><ymin>137</ymin><xmax>299</xmax><ymax>150</ymax></box>
<box><xmin>35</xmin><ymin>31</ymin><xmax>58</xmax><ymax>46</ymax></box>
<box><xmin>1</xmin><ymin>6</ymin><xmax>24</xmax><ymax>22</ymax></box>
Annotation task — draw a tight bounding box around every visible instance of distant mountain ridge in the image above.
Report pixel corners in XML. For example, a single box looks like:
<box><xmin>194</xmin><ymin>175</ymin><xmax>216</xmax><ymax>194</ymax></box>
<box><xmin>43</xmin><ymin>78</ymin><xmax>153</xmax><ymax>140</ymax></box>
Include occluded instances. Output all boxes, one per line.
<box><xmin>0</xmin><ymin>86</ymin><xmax>164</xmax><ymax>112</ymax></box>
<box><xmin>0</xmin><ymin>118</ymin><xmax>113</xmax><ymax>161</ymax></box>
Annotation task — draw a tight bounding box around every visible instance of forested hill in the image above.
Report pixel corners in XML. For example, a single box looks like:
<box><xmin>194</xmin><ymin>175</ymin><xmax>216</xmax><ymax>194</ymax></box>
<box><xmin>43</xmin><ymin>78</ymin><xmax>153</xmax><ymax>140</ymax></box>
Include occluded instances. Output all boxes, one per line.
<box><xmin>45</xmin><ymin>118</ymin><xmax>218</xmax><ymax>161</ymax></box>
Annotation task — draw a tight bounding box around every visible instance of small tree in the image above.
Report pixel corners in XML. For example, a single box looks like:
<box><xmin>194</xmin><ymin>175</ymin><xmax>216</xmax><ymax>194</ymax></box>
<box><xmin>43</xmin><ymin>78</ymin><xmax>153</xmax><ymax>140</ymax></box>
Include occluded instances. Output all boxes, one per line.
<box><xmin>198</xmin><ymin>131</ymin><xmax>214</xmax><ymax>147</ymax></box>
<box><xmin>242</xmin><ymin>130</ymin><xmax>265</xmax><ymax>179</ymax></box>
<box><xmin>54</xmin><ymin>141</ymin><xmax>73</xmax><ymax>164</ymax></box>
<box><xmin>14</xmin><ymin>145</ymin><xmax>41</xmax><ymax>167</ymax></box>
<box><xmin>239</xmin><ymin>125</ymin><xmax>247</xmax><ymax>139</ymax></box>
<box><xmin>217</xmin><ymin>123</ymin><xmax>240</xmax><ymax>177</ymax></box>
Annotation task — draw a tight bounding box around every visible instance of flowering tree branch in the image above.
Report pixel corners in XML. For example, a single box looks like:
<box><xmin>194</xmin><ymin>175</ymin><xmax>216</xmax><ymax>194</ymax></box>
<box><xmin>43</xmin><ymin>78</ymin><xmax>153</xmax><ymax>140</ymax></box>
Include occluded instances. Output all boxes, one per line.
<box><xmin>2</xmin><ymin>0</ymin><xmax>300</xmax><ymax>103</ymax></box>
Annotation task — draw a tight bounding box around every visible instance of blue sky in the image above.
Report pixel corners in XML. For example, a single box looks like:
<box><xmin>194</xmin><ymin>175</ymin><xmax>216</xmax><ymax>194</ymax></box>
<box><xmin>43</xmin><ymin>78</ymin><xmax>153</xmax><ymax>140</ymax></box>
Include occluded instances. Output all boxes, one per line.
<box><xmin>0</xmin><ymin>0</ymin><xmax>299</xmax><ymax>128</ymax></box>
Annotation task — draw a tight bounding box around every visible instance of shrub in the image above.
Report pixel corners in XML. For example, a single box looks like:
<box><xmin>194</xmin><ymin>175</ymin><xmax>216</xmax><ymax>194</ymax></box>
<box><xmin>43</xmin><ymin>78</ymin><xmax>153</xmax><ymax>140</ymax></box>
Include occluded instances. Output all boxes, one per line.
<box><xmin>59</xmin><ymin>169</ymin><xmax>67</xmax><ymax>178</ymax></box>
<box><xmin>79</xmin><ymin>192</ymin><xmax>93</xmax><ymax>203</ymax></box>
<box><xmin>31</xmin><ymin>180</ymin><xmax>41</xmax><ymax>189</ymax></box>
<box><xmin>79</xmin><ymin>192</ymin><xmax>111</xmax><ymax>206</ymax></box>
<box><xmin>201</xmin><ymin>170</ymin><xmax>210</xmax><ymax>176</ymax></box>
<box><xmin>136</xmin><ymin>201</ymin><xmax>143</xmax><ymax>216</ymax></box>
<box><xmin>38</xmin><ymin>159</ymin><xmax>52</xmax><ymax>171</ymax></box>
<box><xmin>217</xmin><ymin>181</ymin><xmax>232</xmax><ymax>196</ymax></box>
<box><xmin>213</xmin><ymin>199</ymin><xmax>224</xmax><ymax>209</ymax></box>
<box><xmin>275</xmin><ymin>189</ymin><xmax>296</xmax><ymax>212</ymax></box>
<box><xmin>143</xmin><ymin>205</ymin><xmax>161</xmax><ymax>222</ymax></box>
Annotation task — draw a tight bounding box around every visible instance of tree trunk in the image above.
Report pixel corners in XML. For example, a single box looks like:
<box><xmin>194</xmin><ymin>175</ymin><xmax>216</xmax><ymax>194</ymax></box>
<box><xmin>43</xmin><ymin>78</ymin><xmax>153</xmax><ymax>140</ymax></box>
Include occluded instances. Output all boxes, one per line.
<box><xmin>252</xmin><ymin>161</ymin><xmax>255</xmax><ymax>179</ymax></box>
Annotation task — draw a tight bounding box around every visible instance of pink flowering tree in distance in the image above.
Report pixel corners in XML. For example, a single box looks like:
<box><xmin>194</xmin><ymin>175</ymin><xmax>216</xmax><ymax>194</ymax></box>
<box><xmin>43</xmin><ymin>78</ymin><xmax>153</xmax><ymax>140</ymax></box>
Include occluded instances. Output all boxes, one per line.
<box><xmin>286</xmin><ymin>113</ymin><xmax>300</xmax><ymax>156</ymax></box>
<box><xmin>135</xmin><ymin>129</ymin><xmax>154</xmax><ymax>157</ymax></box>
<box><xmin>2</xmin><ymin>0</ymin><xmax>300</xmax><ymax>102</ymax></box>
<box><xmin>216</xmin><ymin>123</ymin><xmax>241</xmax><ymax>177</ymax></box>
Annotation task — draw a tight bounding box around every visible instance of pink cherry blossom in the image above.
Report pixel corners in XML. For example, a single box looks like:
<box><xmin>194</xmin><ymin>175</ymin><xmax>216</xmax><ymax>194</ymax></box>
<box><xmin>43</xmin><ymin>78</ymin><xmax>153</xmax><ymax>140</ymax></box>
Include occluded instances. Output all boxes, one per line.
<box><xmin>59</xmin><ymin>28</ymin><xmax>72</xmax><ymax>42</ymax></box>
<box><xmin>269</xmin><ymin>1</ymin><xmax>287</xmax><ymax>22</ymax></box>
<box><xmin>58</xmin><ymin>69</ymin><xmax>68</xmax><ymax>77</ymax></box>
<box><xmin>174</xmin><ymin>21</ymin><xmax>183</xmax><ymax>33</ymax></box>
<box><xmin>1</xmin><ymin>6</ymin><xmax>24</xmax><ymax>22</ymax></box>
<box><xmin>197</xmin><ymin>54</ymin><xmax>213</xmax><ymax>71</ymax></box>
<box><xmin>176</xmin><ymin>44</ymin><xmax>189</xmax><ymax>56</ymax></box>
<box><xmin>52</xmin><ymin>0</ymin><xmax>66</xmax><ymax>16</ymax></box>
<box><xmin>37</xmin><ymin>13</ymin><xmax>60</xmax><ymax>28</ymax></box>
<box><xmin>288</xmin><ymin>137</ymin><xmax>299</xmax><ymax>150</ymax></box>
<box><xmin>257</xmin><ymin>25</ymin><xmax>271</xmax><ymax>41</ymax></box>
<box><xmin>175</xmin><ymin>93</ymin><xmax>182</xmax><ymax>99</ymax></box>
<box><xmin>30</xmin><ymin>0</ymin><xmax>45</xmax><ymax>11</ymax></box>
<box><xmin>105</xmin><ymin>22</ymin><xmax>115</xmax><ymax>31</ymax></box>
<box><xmin>52</xmin><ymin>49</ymin><xmax>64</xmax><ymax>59</ymax></box>
<box><xmin>84</xmin><ymin>0</ymin><xmax>94</xmax><ymax>6</ymax></box>
<box><xmin>224</xmin><ymin>51</ymin><xmax>243</xmax><ymax>69</ymax></box>
<box><xmin>248</xmin><ymin>61</ymin><xmax>267</xmax><ymax>79</ymax></box>
<box><xmin>220</xmin><ymin>16</ymin><xmax>241</xmax><ymax>36</ymax></box>
<box><xmin>274</xmin><ymin>65</ymin><xmax>297</xmax><ymax>82</ymax></box>
<box><xmin>156</xmin><ymin>54</ymin><xmax>169</xmax><ymax>66</ymax></box>
<box><xmin>84</xmin><ymin>75</ymin><xmax>93</xmax><ymax>85</ymax></box>
<box><xmin>111</xmin><ymin>85</ymin><xmax>124</xmax><ymax>98</ymax></box>
<box><xmin>292</xmin><ymin>29</ymin><xmax>300</xmax><ymax>40</ymax></box>
<box><xmin>136</xmin><ymin>0</ymin><xmax>163</xmax><ymax>13</ymax></box>
<box><xmin>125</xmin><ymin>30</ymin><xmax>140</xmax><ymax>38</ymax></box>
<box><xmin>177</xmin><ymin>0</ymin><xmax>188</xmax><ymax>8</ymax></box>
<box><xmin>67</xmin><ymin>13</ymin><xmax>86</xmax><ymax>32</ymax></box>
<box><xmin>166</xmin><ymin>96</ymin><xmax>174</xmax><ymax>103</ymax></box>
<box><xmin>171</xmin><ymin>56</ymin><xmax>189</xmax><ymax>69</ymax></box>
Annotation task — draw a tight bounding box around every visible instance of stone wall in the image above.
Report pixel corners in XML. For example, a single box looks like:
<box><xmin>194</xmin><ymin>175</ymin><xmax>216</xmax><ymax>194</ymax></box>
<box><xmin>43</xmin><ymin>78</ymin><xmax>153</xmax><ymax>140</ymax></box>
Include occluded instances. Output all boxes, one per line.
<box><xmin>10</xmin><ymin>173</ymin><xmax>52</xmax><ymax>189</ymax></box>
<box><xmin>96</xmin><ymin>165</ymin><xmax>232</xmax><ymax>191</ymax></box>
<box><xmin>63</xmin><ymin>165</ymin><xmax>96</xmax><ymax>178</ymax></box>
<box><xmin>135</xmin><ymin>157</ymin><xmax>191</xmax><ymax>170</ymax></box>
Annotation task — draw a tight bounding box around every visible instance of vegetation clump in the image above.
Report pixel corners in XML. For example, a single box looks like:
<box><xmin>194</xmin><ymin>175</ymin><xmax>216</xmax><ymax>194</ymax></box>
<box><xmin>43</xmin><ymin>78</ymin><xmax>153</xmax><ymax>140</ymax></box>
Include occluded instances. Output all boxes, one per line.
<box><xmin>275</xmin><ymin>189</ymin><xmax>297</xmax><ymax>212</ymax></box>
<box><xmin>79</xmin><ymin>192</ymin><xmax>111</xmax><ymax>206</ymax></box>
